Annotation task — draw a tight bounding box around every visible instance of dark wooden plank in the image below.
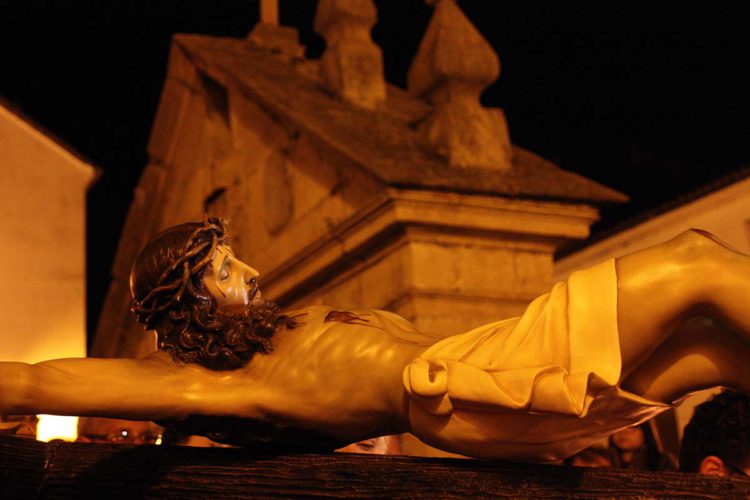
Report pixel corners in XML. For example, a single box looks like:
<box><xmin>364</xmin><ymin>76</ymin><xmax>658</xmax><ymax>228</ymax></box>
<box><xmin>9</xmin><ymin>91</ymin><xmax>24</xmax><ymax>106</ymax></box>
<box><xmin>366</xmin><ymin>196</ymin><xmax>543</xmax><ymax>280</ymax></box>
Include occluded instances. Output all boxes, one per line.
<box><xmin>2</xmin><ymin>435</ymin><xmax>750</xmax><ymax>499</ymax></box>
<box><xmin>0</xmin><ymin>436</ymin><xmax>46</xmax><ymax>498</ymax></box>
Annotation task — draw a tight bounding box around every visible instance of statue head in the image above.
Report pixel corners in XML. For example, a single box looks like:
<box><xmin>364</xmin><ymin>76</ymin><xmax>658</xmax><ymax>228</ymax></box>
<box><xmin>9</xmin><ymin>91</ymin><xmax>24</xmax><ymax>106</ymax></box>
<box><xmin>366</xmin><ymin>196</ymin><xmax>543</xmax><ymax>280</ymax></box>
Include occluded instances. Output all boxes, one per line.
<box><xmin>130</xmin><ymin>218</ymin><xmax>290</xmax><ymax>370</ymax></box>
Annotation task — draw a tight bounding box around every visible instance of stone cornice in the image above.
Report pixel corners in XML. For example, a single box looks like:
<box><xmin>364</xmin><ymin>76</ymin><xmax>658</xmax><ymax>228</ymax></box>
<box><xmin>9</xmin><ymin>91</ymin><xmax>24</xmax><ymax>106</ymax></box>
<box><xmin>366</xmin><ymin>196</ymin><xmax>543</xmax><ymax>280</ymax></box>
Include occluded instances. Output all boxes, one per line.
<box><xmin>263</xmin><ymin>188</ymin><xmax>598</xmax><ymax>305</ymax></box>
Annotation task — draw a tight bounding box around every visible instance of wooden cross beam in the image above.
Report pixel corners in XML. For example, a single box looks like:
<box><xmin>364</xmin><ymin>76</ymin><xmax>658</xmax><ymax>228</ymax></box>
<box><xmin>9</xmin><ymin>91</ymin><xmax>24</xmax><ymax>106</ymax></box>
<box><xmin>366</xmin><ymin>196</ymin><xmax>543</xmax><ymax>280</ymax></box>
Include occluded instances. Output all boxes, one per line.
<box><xmin>1</xmin><ymin>435</ymin><xmax>749</xmax><ymax>498</ymax></box>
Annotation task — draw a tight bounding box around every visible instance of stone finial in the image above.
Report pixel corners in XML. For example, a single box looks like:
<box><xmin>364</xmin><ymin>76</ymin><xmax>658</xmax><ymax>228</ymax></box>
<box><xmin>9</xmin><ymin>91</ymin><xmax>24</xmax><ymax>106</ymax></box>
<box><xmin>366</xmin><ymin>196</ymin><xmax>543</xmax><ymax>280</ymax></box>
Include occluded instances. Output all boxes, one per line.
<box><xmin>247</xmin><ymin>23</ymin><xmax>306</xmax><ymax>60</ymax></box>
<box><xmin>408</xmin><ymin>0</ymin><xmax>512</xmax><ymax>170</ymax></box>
<box><xmin>314</xmin><ymin>0</ymin><xmax>386</xmax><ymax>109</ymax></box>
<box><xmin>260</xmin><ymin>0</ymin><xmax>279</xmax><ymax>25</ymax></box>
<box><xmin>247</xmin><ymin>0</ymin><xmax>305</xmax><ymax>60</ymax></box>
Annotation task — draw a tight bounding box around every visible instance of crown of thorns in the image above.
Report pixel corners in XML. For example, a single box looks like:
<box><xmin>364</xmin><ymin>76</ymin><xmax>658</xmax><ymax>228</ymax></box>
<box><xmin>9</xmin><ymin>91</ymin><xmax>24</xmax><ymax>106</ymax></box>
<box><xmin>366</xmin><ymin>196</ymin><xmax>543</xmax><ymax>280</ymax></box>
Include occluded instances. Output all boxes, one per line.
<box><xmin>132</xmin><ymin>217</ymin><xmax>228</xmax><ymax>328</ymax></box>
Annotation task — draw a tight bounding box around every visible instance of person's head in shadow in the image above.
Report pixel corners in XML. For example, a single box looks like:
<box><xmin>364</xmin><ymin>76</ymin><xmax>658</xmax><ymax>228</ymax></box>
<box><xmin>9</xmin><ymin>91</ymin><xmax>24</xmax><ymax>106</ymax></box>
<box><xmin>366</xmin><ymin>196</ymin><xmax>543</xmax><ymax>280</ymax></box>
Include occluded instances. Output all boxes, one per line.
<box><xmin>680</xmin><ymin>390</ymin><xmax>750</xmax><ymax>478</ymax></box>
<box><xmin>610</xmin><ymin>422</ymin><xmax>675</xmax><ymax>471</ymax></box>
<box><xmin>565</xmin><ymin>446</ymin><xmax>614</xmax><ymax>468</ymax></box>
<box><xmin>337</xmin><ymin>435</ymin><xmax>402</xmax><ymax>455</ymax></box>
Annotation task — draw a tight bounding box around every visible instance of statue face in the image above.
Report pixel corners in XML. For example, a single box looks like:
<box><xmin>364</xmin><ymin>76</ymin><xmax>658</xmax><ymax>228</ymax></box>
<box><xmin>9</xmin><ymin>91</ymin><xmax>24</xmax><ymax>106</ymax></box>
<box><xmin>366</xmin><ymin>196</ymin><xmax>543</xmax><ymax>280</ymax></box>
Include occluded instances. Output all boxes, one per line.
<box><xmin>202</xmin><ymin>245</ymin><xmax>261</xmax><ymax>311</ymax></box>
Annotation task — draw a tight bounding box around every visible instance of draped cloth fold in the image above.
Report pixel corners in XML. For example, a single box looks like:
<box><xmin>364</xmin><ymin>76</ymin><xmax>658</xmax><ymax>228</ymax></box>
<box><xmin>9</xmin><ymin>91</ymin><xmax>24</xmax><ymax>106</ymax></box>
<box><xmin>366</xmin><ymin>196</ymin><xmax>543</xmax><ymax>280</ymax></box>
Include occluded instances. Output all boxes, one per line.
<box><xmin>403</xmin><ymin>259</ymin><xmax>671</xmax><ymax>461</ymax></box>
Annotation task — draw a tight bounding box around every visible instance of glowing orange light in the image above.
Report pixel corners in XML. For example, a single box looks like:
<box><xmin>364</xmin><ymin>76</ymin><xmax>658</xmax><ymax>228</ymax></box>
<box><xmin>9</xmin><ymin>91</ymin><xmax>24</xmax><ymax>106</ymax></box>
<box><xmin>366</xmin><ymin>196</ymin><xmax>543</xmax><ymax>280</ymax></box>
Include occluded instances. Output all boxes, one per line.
<box><xmin>36</xmin><ymin>414</ymin><xmax>78</xmax><ymax>442</ymax></box>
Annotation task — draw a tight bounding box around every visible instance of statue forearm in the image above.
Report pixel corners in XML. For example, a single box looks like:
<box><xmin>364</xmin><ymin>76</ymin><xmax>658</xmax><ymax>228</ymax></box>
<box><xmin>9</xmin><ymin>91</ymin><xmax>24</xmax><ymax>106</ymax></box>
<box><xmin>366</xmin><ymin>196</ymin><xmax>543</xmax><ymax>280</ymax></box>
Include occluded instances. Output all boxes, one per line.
<box><xmin>1</xmin><ymin>354</ymin><xmax>263</xmax><ymax>422</ymax></box>
<box><xmin>0</xmin><ymin>357</ymin><xmax>178</xmax><ymax>419</ymax></box>
<box><xmin>0</xmin><ymin>362</ymin><xmax>35</xmax><ymax>415</ymax></box>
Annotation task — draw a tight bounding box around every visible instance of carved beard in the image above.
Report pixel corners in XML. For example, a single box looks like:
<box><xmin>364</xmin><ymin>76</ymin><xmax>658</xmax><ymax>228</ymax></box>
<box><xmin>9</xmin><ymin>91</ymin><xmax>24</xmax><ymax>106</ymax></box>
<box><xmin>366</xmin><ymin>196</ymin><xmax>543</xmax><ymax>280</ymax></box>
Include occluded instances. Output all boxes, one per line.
<box><xmin>161</xmin><ymin>295</ymin><xmax>291</xmax><ymax>371</ymax></box>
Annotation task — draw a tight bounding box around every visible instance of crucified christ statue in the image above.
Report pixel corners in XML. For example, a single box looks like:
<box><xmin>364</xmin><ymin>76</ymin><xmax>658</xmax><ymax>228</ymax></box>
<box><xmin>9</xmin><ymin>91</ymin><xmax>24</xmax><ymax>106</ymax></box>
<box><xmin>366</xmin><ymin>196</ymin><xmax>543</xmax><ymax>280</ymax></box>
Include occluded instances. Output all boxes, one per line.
<box><xmin>2</xmin><ymin>218</ymin><xmax>750</xmax><ymax>461</ymax></box>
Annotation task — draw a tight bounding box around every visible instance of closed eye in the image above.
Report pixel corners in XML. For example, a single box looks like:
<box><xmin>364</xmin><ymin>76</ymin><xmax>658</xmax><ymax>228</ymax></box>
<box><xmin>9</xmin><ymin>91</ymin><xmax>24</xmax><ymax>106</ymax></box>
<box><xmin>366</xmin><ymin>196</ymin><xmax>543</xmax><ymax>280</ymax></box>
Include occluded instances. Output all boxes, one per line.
<box><xmin>218</xmin><ymin>256</ymin><xmax>230</xmax><ymax>281</ymax></box>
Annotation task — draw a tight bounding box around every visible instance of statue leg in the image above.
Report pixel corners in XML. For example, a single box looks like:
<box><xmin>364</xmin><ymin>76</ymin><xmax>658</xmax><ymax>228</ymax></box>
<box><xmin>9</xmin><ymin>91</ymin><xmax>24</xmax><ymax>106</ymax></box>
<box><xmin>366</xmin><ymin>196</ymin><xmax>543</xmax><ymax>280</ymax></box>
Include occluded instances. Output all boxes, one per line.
<box><xmin>620</xmin><ymin>317</ymin><xmax>750</xmax><ymax>402</ymax></box>
<box><xmin>616</xmin><ymin>229</ymin><xmax>750</xmax><ymax>399</ymax></box>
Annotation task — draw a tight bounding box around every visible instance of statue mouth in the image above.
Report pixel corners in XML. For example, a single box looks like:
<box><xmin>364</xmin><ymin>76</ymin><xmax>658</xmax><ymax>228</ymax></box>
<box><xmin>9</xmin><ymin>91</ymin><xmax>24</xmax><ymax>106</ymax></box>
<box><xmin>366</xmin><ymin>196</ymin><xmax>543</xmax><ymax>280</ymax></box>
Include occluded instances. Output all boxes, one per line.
<box><xmin>246</xmin><ymin>276</ymin><xmax>261</xmax><ymax>303</ymax></box>
<box><xmin>249</xmin><ymin>284</ymin><xmax>261</xmax><ymax>303</ymax></box>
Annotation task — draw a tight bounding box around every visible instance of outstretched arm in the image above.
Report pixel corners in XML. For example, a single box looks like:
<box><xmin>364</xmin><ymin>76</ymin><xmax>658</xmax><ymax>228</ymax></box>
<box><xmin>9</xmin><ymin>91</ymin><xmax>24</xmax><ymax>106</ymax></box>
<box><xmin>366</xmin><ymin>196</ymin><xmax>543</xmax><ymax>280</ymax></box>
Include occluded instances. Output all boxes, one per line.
<box><xmin>0</xmin><ymin>352</ymin><xmax>260</xmax><ymax>421</ymax></box>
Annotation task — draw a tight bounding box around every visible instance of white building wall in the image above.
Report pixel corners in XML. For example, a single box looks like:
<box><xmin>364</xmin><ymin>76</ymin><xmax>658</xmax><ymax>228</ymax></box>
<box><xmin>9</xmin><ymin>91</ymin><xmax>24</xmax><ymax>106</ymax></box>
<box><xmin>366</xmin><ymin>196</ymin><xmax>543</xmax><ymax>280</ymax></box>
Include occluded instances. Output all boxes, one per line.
<box><xmin>556</xmin><ymin>175</ymin><xmax>750</xmax><ymax>281</ymax></box>
<box><xmin>0</xmin><ymin>104</ymin><xmax>95</xmax><ymax>363</ymax></box>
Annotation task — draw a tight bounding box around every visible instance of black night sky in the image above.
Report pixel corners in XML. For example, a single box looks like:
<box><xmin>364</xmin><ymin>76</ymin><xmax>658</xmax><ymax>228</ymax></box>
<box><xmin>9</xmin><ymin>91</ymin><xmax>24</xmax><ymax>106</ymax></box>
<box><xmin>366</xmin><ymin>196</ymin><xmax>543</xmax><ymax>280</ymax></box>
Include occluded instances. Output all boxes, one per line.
<box><xmin>1</xmin><ymin>2</ymin><xmax>748</xmax><ymax>343</ymax></box>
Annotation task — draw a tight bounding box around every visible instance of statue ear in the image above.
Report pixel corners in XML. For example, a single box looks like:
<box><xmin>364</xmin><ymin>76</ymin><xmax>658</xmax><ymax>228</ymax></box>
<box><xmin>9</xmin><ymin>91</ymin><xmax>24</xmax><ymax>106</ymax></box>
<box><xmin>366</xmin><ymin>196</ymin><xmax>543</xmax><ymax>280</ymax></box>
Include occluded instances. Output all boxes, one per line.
<box><xmin>699</xmin><ymin>455</ymin><xmax>728</xmax><ymax>477</ymax></box>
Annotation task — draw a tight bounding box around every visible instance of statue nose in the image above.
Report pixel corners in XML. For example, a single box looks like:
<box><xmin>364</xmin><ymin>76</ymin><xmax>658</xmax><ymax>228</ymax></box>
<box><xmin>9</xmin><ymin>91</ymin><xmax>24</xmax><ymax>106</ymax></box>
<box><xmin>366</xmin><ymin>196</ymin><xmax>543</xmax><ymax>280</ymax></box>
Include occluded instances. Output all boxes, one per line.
<box><xmin>234</xmin><ymin>259</ymin><xmax>259</xmax><ymax>279</ymax></box>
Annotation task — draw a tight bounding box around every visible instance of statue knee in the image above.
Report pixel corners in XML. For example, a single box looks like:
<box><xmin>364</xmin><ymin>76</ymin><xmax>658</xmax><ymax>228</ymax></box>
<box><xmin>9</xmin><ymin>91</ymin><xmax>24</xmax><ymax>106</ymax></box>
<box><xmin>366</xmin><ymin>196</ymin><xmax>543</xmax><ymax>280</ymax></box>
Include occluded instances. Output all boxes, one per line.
<box><xmin>667</xmin><ymin>229</ymin><xmax>728</xmax><ymax>269</ymax></box>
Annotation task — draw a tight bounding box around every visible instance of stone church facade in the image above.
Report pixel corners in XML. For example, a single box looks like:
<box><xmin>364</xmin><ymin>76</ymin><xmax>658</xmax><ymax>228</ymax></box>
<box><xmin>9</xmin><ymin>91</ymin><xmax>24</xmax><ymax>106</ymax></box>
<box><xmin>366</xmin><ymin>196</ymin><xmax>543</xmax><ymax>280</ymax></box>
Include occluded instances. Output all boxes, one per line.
<box><xmin>93</xmin><ymin>0</ymin><xmax>624</xmax><ymax>455</ymax></box>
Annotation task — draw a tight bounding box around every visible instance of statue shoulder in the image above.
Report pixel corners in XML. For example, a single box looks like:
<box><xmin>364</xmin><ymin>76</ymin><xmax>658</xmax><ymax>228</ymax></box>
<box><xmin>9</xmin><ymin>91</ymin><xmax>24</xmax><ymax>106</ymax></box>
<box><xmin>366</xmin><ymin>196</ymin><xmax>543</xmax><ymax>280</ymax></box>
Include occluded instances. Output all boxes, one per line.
<box><xmin>282</xmin><ymin>306</ymin><xmax>419</xmax><ymax>333</ymax></box>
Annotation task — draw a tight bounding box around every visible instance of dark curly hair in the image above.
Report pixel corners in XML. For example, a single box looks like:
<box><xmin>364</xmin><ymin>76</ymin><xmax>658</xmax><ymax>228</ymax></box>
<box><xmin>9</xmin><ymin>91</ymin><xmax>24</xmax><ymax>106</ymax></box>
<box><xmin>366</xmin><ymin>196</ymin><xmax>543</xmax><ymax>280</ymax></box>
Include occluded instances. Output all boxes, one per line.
<box><xmin>679</xmin><ymin>390</ymin><xmax>750</xmax><ymax>472</ymax></box>
<box><xmin>130</xmin><ymin>218</ymin><xmax>293</xmax><ymax>370</ymax></box>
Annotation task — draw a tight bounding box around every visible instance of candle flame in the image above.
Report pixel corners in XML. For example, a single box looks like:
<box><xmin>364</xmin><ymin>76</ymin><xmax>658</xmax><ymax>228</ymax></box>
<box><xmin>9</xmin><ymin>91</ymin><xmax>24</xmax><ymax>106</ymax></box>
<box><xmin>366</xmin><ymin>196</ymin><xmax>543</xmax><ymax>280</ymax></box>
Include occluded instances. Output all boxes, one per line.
<box><xmin>36</xmin><ymin>415</ymin><xmax>78</xmax><ymax>442</ymax></box>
